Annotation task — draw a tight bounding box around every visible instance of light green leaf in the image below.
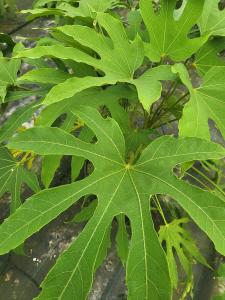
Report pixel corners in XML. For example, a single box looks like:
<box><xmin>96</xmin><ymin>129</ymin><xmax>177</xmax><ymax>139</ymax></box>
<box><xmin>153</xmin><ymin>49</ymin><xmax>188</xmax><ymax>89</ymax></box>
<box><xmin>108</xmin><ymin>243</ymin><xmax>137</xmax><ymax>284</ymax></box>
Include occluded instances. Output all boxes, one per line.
<box><xmin>134</xmin><ymin>65</ymin><xmax>176</xmax><ymax>110</ymax></box>
<box><xmin>159</xmin><ymin>218</ymin><xmax>208</xmax><ymax>288</ymax></box>
<box><xmin>199</xmin><ymin>0</ymin><xmax>225</xmax><ymax>36</ymax></box>
<box><xmin>24</xmin><ymin>0</ymin><xmax>119</xmax><ymax>19</ymax></box>
<box><xmin>194</xmin><ymin>37</ymin><xmax>225</xmax><ymax>74</ymax></box>
<box><xmin>18</xmin><ymin>68</ymin><xmax>72</xmax><ymax>84</ymax></box>
<box><xmin>20</xmin><ymin>8</ymin><xmax>64</xmax><ymax>19</ymax></box>
<box><xmin>2</xmin><ymin>106</ymin><xmax>225</xmax><ymax>299</ymax></box>
<box><xmin>140</xmin><ymin>0</ymin><xmax>208</xmax><ymax>62</ymax></box>
<box><xmin>173</xmin><ymin>63</ymin><xmax>225</xmax><ymax>140</ymax></box>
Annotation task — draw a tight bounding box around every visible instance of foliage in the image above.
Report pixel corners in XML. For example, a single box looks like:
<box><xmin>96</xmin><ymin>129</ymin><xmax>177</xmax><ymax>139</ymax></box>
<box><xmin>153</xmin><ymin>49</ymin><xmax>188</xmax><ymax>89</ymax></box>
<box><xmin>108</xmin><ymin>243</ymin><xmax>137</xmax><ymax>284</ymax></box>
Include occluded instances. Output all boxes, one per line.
<box><xmin>0</xmin><ymin>0</ymin><xmax>225</xmax><ymax>299</ymax></box>
<box><xmin>0</xmin><ymin>0</ymin><xmax>17</xmax><ymax>18</ymax></box>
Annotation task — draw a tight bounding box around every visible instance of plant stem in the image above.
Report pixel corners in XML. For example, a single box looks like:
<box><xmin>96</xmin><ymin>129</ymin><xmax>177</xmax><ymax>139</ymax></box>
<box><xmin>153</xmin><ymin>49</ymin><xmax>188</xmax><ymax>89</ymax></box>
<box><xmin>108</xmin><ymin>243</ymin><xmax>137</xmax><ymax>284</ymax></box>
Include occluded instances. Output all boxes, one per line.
<box><xmin>154</xmin><ymin>195</ymin><xmax>167</xmax><ymax>225</ymax></box>
<box><xmin>192</xmin><ymin>166</ymin><xmax>225</xmax><ymax>199</ymax></box>
<box><xmin>149</xmin><ymin>81</ymin><xmax>179</xmax><ymax>126</ymax></box>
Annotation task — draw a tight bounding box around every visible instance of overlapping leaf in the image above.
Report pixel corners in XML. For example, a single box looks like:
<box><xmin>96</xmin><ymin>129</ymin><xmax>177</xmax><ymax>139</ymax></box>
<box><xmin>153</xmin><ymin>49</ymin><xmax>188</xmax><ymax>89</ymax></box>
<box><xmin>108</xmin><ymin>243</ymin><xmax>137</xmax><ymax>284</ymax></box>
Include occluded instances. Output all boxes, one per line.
<box><xmin>194</xmin><ymin>37</ymin><xmax>225</xmax><ymax>74</ymax></box>
<box><xmin>0</xmin><ymin>101</ymin><xmax>40</xmax><ymax>143</ymax></box>
<box><xmin>1</xmin><ymin>107</ymin><xmax>225</xmax><ymax>299</ymax></box>
<box><xmin>0</xmin><ymin>44</ymin><xmax>22</xmax><ymax>103</ymax></box>
<box><xmin>159</xmin><ymin>218</ymin><xmax>208</xmax><ymax>288</ymax></box>
<box><xmin>16</xmin><ymin>12</ymin><xmax>175</xmax><ymax>110</ymax></box>
<box><xmin>173</xmin><ymin>64</ymin><xmax>225</xmax><ymax>140</ymax></box>
<box><xmin>0</xmin><ymin>148</ymin><xmax>40</xmax><ymax>213</ymax></box>
<box><xmin>23</xmin><ymin>0</ymin><xmax>120</xmax><ymax>20</ymax></box>
<box><xmin>199</xmin><ymin>0</ymin><xmax>225</xmax><ymax>37</ymax></box>
<box><xmin>140</xmin><ymin>0</ymin><xmax>208</xmax><ymax>62</ymax></box>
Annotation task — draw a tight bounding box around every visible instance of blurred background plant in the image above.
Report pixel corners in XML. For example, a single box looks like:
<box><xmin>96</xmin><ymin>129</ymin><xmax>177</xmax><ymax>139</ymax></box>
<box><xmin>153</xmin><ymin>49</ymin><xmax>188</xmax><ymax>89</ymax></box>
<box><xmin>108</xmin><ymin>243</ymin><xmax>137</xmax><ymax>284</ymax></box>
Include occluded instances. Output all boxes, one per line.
<box><xmin>0</xmin><ymin>0</ymin><xmax>17</xmax><ymax>19</ymax></box>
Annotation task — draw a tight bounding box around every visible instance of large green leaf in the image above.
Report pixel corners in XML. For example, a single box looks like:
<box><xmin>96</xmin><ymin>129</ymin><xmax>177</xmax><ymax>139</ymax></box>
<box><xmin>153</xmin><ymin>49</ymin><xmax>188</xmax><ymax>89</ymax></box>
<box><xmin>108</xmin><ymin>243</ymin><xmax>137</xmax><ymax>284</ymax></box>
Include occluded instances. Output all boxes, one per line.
<box><xmin>173</xmin><ymin>64</ymin><xmax>225</xmax><ymax>140</ymax></box>
<box><xmin>1</xmin><ymin>106</ymin><xmax>225</xmax><ymax>299</ymax></box>
<box><xmin>0</xmin><ymin>148</ymin><xmax>40</xmax><ymax>213</ymax></box>
<box><xmin>199</xmin><ymin>0</ymin><xmax>225</xmax><ymax>36</ymax></box>
<box><xmin>15</xmin><ymin>13</ymin><xmax>175</xmax><ymax>110</ymax></box>
<box><xmin>140</xmin><ymin>0</ymin><xmax>208</xmax><ymax>62</ymax></box>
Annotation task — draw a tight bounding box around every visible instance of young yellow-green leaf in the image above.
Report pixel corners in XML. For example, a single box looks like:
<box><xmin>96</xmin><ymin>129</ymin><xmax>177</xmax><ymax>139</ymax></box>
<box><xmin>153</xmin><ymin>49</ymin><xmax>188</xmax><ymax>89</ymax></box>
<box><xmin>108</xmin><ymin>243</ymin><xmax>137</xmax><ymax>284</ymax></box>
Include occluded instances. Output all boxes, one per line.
<box><xmin>140</xmin><ymin>0</ymin><xmax>208</xmax><ymax>62</ymax></box>
<box><xmin>199</xmin><ymin>0</ymin><xmax>225</xmax><ymax>37</ymax></box>
<box><xmin>159</xmin><ymin>218</ymin><xmax>208</xmax><ymax>288</ymax></box>
<box><xmin>173</xmin><ymin>64</ymin><xmax>225</xmax><ymax>140</ymax></box>
<box><xmin>0</xmin><ymin>148</ymin><xmax>40</xmax><ymax>213</ymax></box>
<box><xmin>3</xmin><ymin>106</ymin><xmax>225</xmax><ymax>299</ymax></box>
<box><xmin>15</xmin><ymin>13</ymin><xmax>175</xmax><ymax>110</ymax></box>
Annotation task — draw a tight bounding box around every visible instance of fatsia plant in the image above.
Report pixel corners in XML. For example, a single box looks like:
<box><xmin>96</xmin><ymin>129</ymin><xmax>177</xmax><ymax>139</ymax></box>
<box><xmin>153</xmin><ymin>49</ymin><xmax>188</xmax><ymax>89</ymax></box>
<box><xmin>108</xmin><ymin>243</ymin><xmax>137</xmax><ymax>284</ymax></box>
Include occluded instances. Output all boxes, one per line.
<box><xmin>0</xmin><ymin>0</ymin><xmax>225</xmax><ymax>299</ymax></box>
<box><xmin>2</xmin><ymin>106</ymin><xmax>225</xmax><ymax>299</ymax></box>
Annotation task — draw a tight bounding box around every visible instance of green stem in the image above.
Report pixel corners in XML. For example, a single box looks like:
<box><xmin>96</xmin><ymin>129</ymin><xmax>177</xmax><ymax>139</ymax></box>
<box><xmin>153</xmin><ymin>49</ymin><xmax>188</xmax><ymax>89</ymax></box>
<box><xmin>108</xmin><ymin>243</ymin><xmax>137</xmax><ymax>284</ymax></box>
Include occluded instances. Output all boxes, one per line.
<box><xmin>192</xmin><ymin>166</ymin><xmax>225</xmax><ymax>199</ymax></box>
<box><xmin>154</xmin><ymin>195</ymin><xmax>167</xmax><ymax>225</ymax></box>
<box><xmin>149</xmin><ymin>81</ymin><xmax>179</xmax><ymax>126</ymax></box>
<box><xmin>152</xmin><ymin>118</ymin><xmax>178</xmax><ymax>129</ymax></box>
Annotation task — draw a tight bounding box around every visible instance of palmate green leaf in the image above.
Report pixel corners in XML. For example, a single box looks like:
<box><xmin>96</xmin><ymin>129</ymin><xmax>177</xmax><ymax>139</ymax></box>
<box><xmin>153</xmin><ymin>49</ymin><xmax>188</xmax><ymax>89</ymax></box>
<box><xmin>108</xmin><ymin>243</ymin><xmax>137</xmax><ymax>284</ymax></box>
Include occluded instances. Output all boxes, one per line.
<box><xmin>38</xmin><ymin>84</ymin><xmax>136</xmax><ymax>186</ymax></box>
<box><xmin>0</xmin><ymin>148</ymin><xmax>40</xmax><ymax>213</ymax></box>
<box><xmin>140</xmin><ymin>0</ymin><xmax>208</xmax><ymax>62</ymax></box>
<box><xmin>16</xmin><ymin>12</ymin><xmax>175</xmax><ymax>110</ymax></box>
<box><xmin>194</xmin><ymin>37</ymin><xmax>225</xmax><ymax>74</ymax></box>
<box><xmin>173</xmin><ymin>64</ymin><xmax>225</xmax><ymax>140</ymax></box>
<box><xmin>199</xmin><ymin>0</ymin><xmax>225</xmax><ymax>37</ymax></box>
<box><xmin>159</xmin><ymin>218</ymin><xmax>208</xmax><ymax>288</ymax></box>
<box><xmin>36</xmin><ymin>85</ymin><xmax>136</xmax><ymax>134</ymax></box>
<box><xmin>1</xmin><ymin>106</ymin><xmax>225</xmax><ymax>299</ymax></box>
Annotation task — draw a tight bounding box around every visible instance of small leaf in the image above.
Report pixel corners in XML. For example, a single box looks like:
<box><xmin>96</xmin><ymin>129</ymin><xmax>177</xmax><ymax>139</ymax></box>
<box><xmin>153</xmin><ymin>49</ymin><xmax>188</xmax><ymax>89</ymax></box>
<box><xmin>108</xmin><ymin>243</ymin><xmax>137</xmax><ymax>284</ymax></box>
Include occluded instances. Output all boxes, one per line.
<box><xmin>159</xmin><ymin>218</ymin><xmax>208</xmax><ymax>288</ymax></box>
